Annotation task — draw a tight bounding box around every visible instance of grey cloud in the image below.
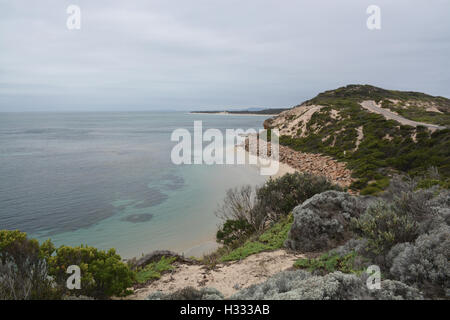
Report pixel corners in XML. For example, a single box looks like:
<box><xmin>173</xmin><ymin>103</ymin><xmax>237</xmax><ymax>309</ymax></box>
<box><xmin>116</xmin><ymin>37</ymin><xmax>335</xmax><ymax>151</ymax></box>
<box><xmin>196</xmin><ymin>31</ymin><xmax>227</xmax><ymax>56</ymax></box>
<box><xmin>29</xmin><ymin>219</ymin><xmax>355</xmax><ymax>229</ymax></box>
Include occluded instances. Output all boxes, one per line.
<box><xmin>0</xmin><ymin>0</ymin><xmax>449</xmax><ymax>111</ymax></box>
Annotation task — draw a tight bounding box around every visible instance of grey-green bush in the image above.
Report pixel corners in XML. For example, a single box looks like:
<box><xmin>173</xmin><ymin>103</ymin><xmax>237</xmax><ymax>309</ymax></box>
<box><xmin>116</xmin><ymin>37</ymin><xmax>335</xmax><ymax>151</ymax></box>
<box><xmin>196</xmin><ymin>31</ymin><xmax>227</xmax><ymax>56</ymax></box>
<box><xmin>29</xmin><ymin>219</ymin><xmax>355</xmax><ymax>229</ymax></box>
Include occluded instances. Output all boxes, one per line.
<box><xmin>255</xmin><ymin>173</ymin><xmax>342</xmax><ymax>222</ymax></box>
<box><xmin>388</xmin><ymin>225</ymin><xmax>450</xmax><ymax>297</ymax></box>
<box><xmin>148</xmin><ymin>287</ymin><xmax>224</xmax><ymax>300</ymax></box>
<box><xmin>230</xmin><ymin>270</ymin><xmax>422</xmax><ymax>300</ymax></box>
<box><xmin>285</xmin><ymin>191</ymin><xmax>369</xmax><ymax>252</ymax></box>
<box><xmin>352</xmin><ymin>201</ymin><xmax>420</xmax><ymax>257</ymax></box>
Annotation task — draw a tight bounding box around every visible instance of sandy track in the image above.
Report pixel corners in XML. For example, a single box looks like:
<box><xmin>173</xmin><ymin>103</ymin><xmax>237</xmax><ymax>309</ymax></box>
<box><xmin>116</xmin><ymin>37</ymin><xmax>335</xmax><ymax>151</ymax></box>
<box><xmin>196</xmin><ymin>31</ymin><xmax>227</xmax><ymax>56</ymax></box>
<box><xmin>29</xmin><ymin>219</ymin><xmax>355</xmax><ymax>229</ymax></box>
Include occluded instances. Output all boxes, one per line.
<box><xmin>360</xmin><ymin>100</ymin><xmax>445</xmax><ymax>130</ymax></box>
<box><xmin>127</xmin><ymin>249</ymin><xmax>305</xmax><ymax>299</ymax></box>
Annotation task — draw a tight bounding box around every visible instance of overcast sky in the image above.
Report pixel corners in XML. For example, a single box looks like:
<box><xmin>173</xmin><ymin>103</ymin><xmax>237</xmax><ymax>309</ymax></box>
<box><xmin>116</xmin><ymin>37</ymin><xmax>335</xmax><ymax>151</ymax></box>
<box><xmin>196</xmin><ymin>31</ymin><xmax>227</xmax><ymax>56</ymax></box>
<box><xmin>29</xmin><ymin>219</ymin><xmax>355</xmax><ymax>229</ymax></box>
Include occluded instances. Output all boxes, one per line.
<box><xmin>0</xmin><ymin>0</ymin><xmax>449</xmax><ymax>111</ymax></box>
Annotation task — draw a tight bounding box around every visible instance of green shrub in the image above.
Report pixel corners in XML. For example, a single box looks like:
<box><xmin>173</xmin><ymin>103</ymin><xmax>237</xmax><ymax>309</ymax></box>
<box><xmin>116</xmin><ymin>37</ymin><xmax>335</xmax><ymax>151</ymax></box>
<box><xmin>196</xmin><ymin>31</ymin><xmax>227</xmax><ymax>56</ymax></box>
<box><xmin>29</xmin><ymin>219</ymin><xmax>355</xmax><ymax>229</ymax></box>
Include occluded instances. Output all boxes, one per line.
<box><xmin>0</xmin><ymin>230</ymin><xmax>28</xmax><ymax>251</ymax></box>
<box><xmin>215</xmin><ymin>185</ymin><xmax>265</xmax><ymax>235</ymax></box>
<box><xmin>49</xmin><ymin>245</ymin><xmax>135</xmax><ymax>299</ymax></box>
<box><xmin>352</xmin><ymin>202</ymin><xmax>419</xmax><ymax>256</ymax></box>
<box><xmin>220</xmin><ymin>214</ymin><xmax>293</xmax><ymax>262</ymax></box>
<box><xmin>416</xmin><ymin>178</ymin><xmax>446</xmax><ymax>190</ymax></box>
<box><xmin>220</xmin><ymin>242</ymin><xmax>269</xmax><ymax>262</ymax></box>
<box><xmin>135</xmin><ymin>256</ymin><xmax>176</xmax><ymax>284</ymax></box>
<box><xmin>255</xmin><ymin>172</ymin><xmax>341</xmax><ymax>220</ymax></box>
<box><xmin>294</xmin><ymin>251</ymin><xmax>365</xmax><ymax>275</ymax></box>
<box><xmin>148</xmin><ymin>287</ymin><xmax>224</xmax><ymax>300</ymax></box>
<box><xmin>0</xmin><ymin>230</ymin><xmax>61</xmax><ymax>300</ymax></box>
<box><xmin>216</xmin><ymin>219</ymin><xmax>254</xmax><ymax>245</ymax></box>
<box><xmin>215</xmin><ymin>173</ymin><xmax>339</xmax><ymax>247</ymax></box>
<box><xmin>360</xmin><ymin>185</ymin><xmax>382</xmax><ymax>195</ymax></box>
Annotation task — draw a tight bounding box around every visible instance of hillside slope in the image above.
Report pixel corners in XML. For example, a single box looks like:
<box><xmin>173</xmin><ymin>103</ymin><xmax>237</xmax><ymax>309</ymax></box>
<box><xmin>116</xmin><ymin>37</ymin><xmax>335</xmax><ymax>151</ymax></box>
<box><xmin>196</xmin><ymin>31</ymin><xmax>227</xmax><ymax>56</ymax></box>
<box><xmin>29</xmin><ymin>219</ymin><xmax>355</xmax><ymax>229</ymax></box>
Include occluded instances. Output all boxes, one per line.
<box><xmin>264</xmin><ymin>85</ymin><xmax>450</xmax><ymax>194</ymax></box>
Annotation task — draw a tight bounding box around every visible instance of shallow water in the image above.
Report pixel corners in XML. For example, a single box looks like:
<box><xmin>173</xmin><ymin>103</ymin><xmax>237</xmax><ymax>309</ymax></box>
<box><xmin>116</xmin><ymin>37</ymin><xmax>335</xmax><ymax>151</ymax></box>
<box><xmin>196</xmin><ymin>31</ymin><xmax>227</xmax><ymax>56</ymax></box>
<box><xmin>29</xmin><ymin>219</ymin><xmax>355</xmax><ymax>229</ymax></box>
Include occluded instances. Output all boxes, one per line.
<box><xmin>0</xmin><ymin>112</ymin><xmax>269</xmax><ymax>258</ymax></box>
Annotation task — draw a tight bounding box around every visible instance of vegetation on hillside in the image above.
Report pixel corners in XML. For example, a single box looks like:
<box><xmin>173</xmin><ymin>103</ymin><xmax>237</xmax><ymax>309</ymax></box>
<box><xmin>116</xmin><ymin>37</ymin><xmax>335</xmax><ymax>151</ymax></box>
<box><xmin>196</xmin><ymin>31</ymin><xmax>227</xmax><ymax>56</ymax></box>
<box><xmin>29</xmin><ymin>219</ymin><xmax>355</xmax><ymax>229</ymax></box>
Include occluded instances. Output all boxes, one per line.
<box><xmin>152</xmin><ymin>172</ymin><xmax>449</xmax><ymax>300</ymax></box>
<box><xmin>274</xmin><ymin>85</ymin><xmax>450</xmax><ymax>194</ymax></box>
<box><xmin>134</xmin><ymin>256</ymin><xmax>177</xmax><ymax>284</ymax></box>
<box><xmin>203</xmin><ymin>173</ymin><xmax>340</xmax><ymax>266</ymax></box>
<box><xmin>294</xmin><ymin>251</ymin><xmax>366</xmax><ymax>275</ymax></box>
<box><xmin>0</xmin><ymin>230</ymin><xmax>135</xmax><ymax>299</ymax></box>
<box><xmin>2</xmin><ymin>170</ymin><xmax>448</xmax><ymax>300</ymax></box>
<box><xmin>291</xmin><ymin>174</ymin><xmax>450</xmax><ymax>299</ymax></box>
<box><xmin>220</xmin><ymin>214</ymin><xmax>293</xmax><ymax>262</ymax></box>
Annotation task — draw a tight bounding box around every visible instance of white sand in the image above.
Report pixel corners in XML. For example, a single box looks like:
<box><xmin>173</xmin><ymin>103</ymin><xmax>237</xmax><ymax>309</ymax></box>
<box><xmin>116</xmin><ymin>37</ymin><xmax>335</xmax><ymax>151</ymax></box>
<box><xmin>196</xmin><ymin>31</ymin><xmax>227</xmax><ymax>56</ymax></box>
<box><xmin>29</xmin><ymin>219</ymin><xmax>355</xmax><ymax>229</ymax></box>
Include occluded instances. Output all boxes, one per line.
<box><xmin>175</xmin><ymin>146</ymin><xmax>297</xmax><ymax>259</ymax></box>
<box><xmin>127</xmin><ymin>249</ymin><xmax>305</xmax><ymax>299</ymax></box>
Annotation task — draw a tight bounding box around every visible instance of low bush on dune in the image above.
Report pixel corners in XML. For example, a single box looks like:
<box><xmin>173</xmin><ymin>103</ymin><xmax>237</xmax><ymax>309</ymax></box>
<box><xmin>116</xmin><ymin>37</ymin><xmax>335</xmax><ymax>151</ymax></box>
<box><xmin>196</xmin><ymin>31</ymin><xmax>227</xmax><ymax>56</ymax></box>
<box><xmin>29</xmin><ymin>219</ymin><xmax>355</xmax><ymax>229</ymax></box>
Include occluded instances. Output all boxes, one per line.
<box><xmin>148</xmin><ymin>270</ymin><xmax>425</xmax><ymax>300</ymax></box>
<box><xmin>255</xmin><ymin>173</ymin><xmax>342</xmax><ymax>221</ymax></box>
<box><xmin>135</xmin><ymin>256</ymin><xmax>177</xmax><ymax>284</ymax></box>
<box><xmin>216</xmin><ymin>219</ymin><xmax>254</xmax><ymax>246</ymax></box>
<box><xmin>285</xmin><ymin>190</ymin><xmax>369</xmax><ymax>252</ymax></box>
<box><xmin>231</xmin><ymin>270</ymin><xmax>423</xmax><ymax>300</ymax></box>
<box><xmin>202</xmin><ymin>214</ymin><xmax>294</xmax><ymax>267</ymax></box>
<box><xmin>0</xmin><ymin>230</ymin><xmax>135</xmax><ymax>300</ymax></box>
<box><xmin>220</xmin><ymin>214</ymin><xmax>293</xmax><ymax>262</ymax></box>
<box><xmin>148</xmin><ymin>287</ymin><xmax>224</xmax><ymax>300</ymax></box>
<box><xmin>351</xmin><ymin>201</ymin><xmax>419</xmax><ymax>256</ymax></box>
<box><xmin>294</xmin><ymin>251</ymin><xmax>367</xmax><ymax>276</ymax></box>
<box><xmin>0</xmin><ymin>230</ymin><xmax>59</xmax><ymax>300</ymax></box>
<box><xmin>351</xmin><ymin>174</ymin><xmax>447</xmax><ymax>259</ymax></box>
<box><xmin>334</xmin><ymin>174</ymin><xmax>449</xmax><ymax>298</ymax></box>
<box><xmin>388</xmin><ymin>225</ymin><xmax>450</xmax><ymax>298</ymax></box>
<box><xmin>48</xmin><ymin>245</ymin><xmax>135</xmax><ymax>299</ymax></box>
<box><xmin>215</xmin><ymin>173</ymin><xmax>340</xmax><ymax>250</ymax></box>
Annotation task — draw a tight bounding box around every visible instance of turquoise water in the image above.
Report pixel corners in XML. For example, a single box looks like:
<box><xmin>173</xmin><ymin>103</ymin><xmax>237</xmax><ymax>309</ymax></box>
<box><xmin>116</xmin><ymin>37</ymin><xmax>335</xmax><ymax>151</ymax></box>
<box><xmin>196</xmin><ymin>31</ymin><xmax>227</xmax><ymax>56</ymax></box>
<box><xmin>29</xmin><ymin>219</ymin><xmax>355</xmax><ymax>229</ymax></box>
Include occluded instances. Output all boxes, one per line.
<box><xmin>0</xmin><ymin>112</ymin><xmax>269</xmax><ymax>258</ymax></box>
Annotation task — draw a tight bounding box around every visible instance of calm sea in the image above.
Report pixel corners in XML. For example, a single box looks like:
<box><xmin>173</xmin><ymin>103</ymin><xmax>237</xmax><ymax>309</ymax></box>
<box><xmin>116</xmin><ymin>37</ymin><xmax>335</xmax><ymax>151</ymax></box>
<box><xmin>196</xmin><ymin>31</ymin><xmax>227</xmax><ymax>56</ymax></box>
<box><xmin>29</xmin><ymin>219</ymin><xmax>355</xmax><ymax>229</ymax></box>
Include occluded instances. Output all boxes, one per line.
<box><xmin>0</xmin><ymin>112</ymin><xmax>269</xmax><ymax>258</ymax></box>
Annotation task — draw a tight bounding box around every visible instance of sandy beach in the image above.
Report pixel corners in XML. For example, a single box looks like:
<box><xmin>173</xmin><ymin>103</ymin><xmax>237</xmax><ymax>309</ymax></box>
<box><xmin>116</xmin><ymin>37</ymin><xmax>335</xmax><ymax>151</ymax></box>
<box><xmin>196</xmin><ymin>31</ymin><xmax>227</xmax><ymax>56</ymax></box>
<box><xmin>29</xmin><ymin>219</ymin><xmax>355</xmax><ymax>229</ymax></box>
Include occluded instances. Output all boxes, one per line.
<box><xmin>175</xmin><ymin>145</ymin><xmax>298</xmax><ymax>259</ymax></box>
<box><xmin>127</xmin><ymin>249</ymin><xmax>305</xmax><ymax>299</ymax></box>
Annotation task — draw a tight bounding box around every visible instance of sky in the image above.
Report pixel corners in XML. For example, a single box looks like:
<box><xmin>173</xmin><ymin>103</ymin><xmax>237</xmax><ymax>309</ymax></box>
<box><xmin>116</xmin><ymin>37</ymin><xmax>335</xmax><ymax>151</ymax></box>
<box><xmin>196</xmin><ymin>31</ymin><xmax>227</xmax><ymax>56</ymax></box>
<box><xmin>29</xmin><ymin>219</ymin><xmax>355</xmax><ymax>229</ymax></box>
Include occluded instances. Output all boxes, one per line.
<box><xmin>0</xmin><ymin>0</ymin><xmax>449</xmax><ymax>112</ymax></box>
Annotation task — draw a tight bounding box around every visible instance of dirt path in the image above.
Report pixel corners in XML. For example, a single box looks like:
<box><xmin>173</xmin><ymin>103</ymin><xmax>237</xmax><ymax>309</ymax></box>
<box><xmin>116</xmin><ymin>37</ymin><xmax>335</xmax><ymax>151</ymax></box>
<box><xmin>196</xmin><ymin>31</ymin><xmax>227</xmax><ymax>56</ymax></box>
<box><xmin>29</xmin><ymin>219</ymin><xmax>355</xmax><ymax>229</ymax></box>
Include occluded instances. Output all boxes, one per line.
<box><xmin>360</xmin><ymin>100</ymin><xmax>445</xmax><ymax>130</ymax></box>
<box><xmin>127</xmin><ymin>249</ymin><xmax>305</xmax><ymax>299</ymax></box>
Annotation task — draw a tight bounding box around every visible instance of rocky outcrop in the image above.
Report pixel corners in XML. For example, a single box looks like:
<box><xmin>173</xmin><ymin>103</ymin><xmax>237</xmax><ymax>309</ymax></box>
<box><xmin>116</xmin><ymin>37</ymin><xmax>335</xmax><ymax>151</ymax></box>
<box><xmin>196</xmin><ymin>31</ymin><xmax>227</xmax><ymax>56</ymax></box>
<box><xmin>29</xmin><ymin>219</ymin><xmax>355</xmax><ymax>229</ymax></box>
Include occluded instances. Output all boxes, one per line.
<box><xmin>285</xmin><ymin>191</ymin><xmax>369</xmax><ymax>252</ymax></box>
<box><xmin>277</xmin><ymin>144</ymin><xmax>354</xmax><ymax>187</ymax></box>
<box><xmin>245</xmin><ymin>140</ymin><xmax>354</xmax><ymax>188</ymax></box>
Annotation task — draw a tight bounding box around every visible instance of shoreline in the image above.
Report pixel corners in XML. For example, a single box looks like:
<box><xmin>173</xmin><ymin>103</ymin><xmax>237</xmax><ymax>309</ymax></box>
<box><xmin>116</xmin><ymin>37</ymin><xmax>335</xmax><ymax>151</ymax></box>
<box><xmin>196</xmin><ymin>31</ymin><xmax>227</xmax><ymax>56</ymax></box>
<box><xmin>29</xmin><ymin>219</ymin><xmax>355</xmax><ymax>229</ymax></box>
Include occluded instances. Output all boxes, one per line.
<box><xmin>129</xmin><ymin>138</ymin><xmax>353</xmax><ymax>261</ymax></box>
<box><xmin>165</xmin><ymin>146</ymin><xmax>298</xmax><ymax>259</ymax></box>
<box><xmin>189</xmin><ymin>112</ymin><xmax>278</xmax><ymax>116</ymax></box>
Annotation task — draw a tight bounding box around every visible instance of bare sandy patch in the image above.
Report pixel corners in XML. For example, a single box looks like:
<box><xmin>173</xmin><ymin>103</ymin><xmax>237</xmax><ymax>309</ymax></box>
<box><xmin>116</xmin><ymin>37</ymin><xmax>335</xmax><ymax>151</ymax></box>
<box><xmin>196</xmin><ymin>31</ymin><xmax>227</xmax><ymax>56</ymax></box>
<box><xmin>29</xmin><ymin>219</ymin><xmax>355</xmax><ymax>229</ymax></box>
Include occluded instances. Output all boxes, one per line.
<box><xmin>425</xmin><ymin>106</ymin><xmax>443</xmax><ymax>113</ymax></box>
<box><xmin>269</xmin><ymin>104</ymin><xmax>325</xmax><ymax>136</ymax></box>
<box><xmin>354</xmin><ymin>126</ymin><xmax>364</xmax><ymax>151</ymax></box>
<box><xmin>127</xmin><ymin>249</ymin><xmax>305</xmax><ymax>299</ymax></box>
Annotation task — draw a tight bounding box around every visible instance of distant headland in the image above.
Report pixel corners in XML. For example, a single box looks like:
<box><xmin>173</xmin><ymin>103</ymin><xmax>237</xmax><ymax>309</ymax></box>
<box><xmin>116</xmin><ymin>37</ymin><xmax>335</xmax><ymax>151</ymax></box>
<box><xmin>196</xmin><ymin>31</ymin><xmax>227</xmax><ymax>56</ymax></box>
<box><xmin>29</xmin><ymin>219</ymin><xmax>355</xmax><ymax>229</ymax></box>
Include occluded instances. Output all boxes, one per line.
<box><xmin>190</xmin><ymin>108</ymin><xmax>289</xmax><ymax>115</ymax></box>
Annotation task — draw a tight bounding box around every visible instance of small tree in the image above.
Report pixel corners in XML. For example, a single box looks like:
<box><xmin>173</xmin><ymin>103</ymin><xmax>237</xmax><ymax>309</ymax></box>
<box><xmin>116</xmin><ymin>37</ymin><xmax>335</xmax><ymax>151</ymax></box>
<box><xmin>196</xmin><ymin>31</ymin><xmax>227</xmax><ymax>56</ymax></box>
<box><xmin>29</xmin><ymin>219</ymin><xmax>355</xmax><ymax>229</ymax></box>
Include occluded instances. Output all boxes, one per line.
<box><xmin>215</xmin><ymin>185</ymin><xmax>266</xmax><ymax>233</ymax></box>
<box><xmin>48</xmin><ymin>245</ymin><xmax>135</xmax><ymax>299</ymax></box>
<box><xmin>256</xmin><ymin>172</ymin><xmax>342</xmax><ymax>221</ymax></box>
<box><xmin>215</xmin><ymin>173</ymin><xmax>341</xmax><ymax>245</ymax></box>
<box><xmin>0</xmin><ymin>230</ymin><xmax>59</xmax><ymax>300</ymax></box>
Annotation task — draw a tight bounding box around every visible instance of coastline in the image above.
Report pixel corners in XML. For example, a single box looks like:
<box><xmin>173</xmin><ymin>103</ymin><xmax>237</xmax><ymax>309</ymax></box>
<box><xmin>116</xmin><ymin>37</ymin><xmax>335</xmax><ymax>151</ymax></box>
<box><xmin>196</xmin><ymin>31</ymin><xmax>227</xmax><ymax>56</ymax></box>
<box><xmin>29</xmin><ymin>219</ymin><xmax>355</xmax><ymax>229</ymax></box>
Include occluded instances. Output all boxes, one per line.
<box><xmin>130</xmin><ymin>136</ymin><xmax>353</xmax><ymax>260</ymax></box>
<box><xmin>170</xmin><ymin>146</ymin><xmax>298</xmax><ymax>259</ymax></box>
<box><xmin>189</xmin><ymin>112</ymin><xmax>278</xmax><ymax>116</ymax></box>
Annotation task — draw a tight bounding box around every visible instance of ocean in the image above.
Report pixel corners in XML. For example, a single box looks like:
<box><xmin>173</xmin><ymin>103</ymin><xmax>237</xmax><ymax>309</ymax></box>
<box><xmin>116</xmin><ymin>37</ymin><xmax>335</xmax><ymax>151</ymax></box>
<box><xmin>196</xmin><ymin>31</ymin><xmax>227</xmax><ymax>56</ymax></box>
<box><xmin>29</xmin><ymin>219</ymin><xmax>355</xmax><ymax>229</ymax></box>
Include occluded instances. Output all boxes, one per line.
<box><xmin>0</xmin><ymin>112</ymin><xmax>269</xmax><ymax>258</ymax></box>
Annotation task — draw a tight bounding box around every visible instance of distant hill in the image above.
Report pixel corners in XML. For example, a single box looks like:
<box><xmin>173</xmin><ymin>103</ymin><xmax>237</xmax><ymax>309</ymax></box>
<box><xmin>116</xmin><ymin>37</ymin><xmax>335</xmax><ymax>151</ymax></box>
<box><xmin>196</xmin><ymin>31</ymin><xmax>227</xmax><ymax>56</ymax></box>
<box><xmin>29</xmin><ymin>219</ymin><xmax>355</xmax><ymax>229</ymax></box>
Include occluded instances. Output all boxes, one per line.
<box><xmin>264</xmin><ymin>84</ymin><xmax>450</xmax><ymax>194</ymax></box>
